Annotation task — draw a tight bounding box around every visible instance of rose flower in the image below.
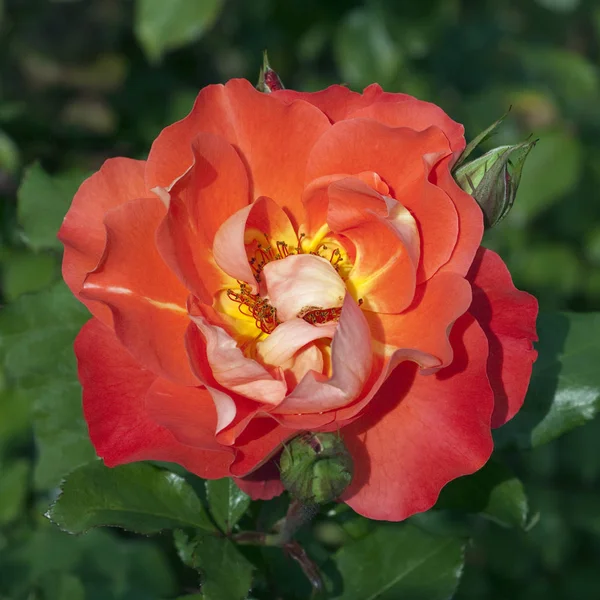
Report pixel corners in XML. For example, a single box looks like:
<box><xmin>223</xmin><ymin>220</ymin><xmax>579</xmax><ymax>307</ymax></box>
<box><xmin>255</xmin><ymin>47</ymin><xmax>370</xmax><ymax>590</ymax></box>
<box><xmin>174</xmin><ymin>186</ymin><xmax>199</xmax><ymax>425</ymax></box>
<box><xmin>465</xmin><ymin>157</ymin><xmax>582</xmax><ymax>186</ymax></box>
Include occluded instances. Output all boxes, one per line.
<box><xmin>59</xmin><ymin>79</ymin><xmax>538</xmax><ymax>521</ymax></box>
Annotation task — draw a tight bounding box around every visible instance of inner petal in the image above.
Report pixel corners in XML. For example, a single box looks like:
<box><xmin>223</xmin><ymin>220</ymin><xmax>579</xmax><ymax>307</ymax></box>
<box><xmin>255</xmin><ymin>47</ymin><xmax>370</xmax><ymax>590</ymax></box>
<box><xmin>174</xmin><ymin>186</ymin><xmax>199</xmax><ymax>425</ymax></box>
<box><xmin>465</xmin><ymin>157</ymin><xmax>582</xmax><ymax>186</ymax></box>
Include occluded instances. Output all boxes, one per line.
<box><xmin>262</xmin><ymin>253</ymin><xmax>346</xmax><ymax>322</ymax></box>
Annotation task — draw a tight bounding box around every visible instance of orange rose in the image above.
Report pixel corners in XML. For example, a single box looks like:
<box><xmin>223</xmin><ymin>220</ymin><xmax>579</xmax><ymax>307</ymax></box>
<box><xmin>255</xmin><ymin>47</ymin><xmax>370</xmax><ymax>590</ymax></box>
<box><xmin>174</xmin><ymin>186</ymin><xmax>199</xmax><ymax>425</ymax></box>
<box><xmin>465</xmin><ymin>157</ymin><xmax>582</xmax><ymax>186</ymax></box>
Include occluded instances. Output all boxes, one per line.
<box><xmin>59</xmin><ymin>80</ymin><xmax>537</xmax><ymax>520</ymax></box>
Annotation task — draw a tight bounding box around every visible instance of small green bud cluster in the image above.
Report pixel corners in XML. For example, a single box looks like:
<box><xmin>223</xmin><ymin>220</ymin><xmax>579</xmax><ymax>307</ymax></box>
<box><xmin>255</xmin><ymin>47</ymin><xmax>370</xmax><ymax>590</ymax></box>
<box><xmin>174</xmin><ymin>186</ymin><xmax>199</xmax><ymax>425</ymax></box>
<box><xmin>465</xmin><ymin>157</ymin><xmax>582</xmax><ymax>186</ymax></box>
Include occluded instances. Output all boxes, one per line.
<box><xmin>279</xmin><ymin>432</ymin><xmax>354</xmax><ymax>505</ymax></box>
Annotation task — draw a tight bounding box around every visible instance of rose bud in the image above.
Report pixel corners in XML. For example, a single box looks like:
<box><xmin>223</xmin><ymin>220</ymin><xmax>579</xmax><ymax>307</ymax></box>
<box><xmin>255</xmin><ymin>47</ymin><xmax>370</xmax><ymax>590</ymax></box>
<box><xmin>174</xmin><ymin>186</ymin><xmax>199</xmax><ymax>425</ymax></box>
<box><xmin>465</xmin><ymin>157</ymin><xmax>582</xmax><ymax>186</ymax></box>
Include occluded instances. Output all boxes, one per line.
<box><xmin>256</xmin><ymin>51</ymin><xmax>284</xmax><ymax>93</ymax></box>
<box><xmin>280</xmin><ymin>433</ymin><xmax>354</xmax><ymax>505</ymax></box>
<box><xmin>454</xmin><ymin>140</ymin><xmax>536</xmax><ymax>228</ymax></box>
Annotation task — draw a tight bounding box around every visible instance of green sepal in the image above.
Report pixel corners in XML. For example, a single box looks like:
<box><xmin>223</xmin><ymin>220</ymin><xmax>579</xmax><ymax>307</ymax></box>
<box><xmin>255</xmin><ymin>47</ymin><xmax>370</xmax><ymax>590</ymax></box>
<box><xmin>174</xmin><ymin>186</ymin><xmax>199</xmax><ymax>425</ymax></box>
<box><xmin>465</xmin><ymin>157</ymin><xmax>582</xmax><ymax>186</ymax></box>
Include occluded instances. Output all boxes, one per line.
<box><xmin>256</xmin><ymin>50</ymin><xmax>285</xmax><ymax>93</ymax></box>
<box><xmin>452</xmin><ymin>110</ymin><xmax>510</xmax><ymax>172</ymax></box>
<box><xmin>454</xmin><ymin>139</ymin><xmax>537</xmax><ymax>228</ymax></box>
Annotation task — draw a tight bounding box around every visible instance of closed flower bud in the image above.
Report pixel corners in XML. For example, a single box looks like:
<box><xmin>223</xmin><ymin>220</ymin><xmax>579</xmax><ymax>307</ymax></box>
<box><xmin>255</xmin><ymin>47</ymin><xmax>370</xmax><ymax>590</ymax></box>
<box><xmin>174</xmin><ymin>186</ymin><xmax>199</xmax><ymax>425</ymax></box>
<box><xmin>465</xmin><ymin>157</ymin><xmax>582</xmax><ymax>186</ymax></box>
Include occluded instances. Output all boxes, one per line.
<box><xmin>256</xmin><ymin>51</ymin><xmax>284</xmax><ymax>93</ymax></box>
<box><xmin>454</xmin><ymin>140</ymin><xmax>536</xmax><ymax>228</ymax></box>
<box><xmin>280</xmin><ymin>433</ymin><xmax>354</xmax><ymax>505</ymax></box>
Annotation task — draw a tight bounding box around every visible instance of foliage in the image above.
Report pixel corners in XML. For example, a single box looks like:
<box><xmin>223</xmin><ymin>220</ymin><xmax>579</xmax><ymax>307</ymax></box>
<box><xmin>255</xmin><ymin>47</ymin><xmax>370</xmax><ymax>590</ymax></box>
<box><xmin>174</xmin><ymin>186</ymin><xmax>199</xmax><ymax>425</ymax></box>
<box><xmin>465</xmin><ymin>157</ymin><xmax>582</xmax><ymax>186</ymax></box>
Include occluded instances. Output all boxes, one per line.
<box><xmin>1</xmin><ymin>0</ymin><xmax>600</xmax><ymax>598</ymax></box>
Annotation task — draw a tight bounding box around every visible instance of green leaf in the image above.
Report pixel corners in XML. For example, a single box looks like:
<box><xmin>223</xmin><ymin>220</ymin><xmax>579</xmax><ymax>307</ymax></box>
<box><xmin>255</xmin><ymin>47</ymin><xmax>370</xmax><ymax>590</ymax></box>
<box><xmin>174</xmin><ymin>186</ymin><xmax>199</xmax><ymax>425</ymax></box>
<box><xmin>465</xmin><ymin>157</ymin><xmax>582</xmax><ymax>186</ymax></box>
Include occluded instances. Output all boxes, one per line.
<box><xmin>329</xmin><ymin>524</ymin><xmax>464</xmax><ymax>600</ymax></box>
<box><xmin>0</xmin><ymin>282</ymin><xmax>89</xmax><ymax>384</ymax></box>
<box><xmin>1</xmin><ymin>249</ymin><xmax>58</xmax><ymax>301</ymax></box>
<box><xmin>134</xmin><ymin>0</ymin><xmax>225</xmax><ymax>63</ymax></box>
<box><xmin>206</xmin><ymin>478</ymin><xmax>252</xmax><ymax>534</ymax></box>
<box><xmin>435</xmin><ymin>459</ymin><xmax>528</xmax><ymax>528</ymax></box>
<box><xmin>193</xmin><ymin>534</ymin><xmax>254</xmax><ymax>600</ymax></box>
<box><xmin>495</xmin><ymin>312</ymin><xmax>600</xmax><ymax>449</ymax></box>
<box><xmin>0</xmin><ymin>282</ymin><xmax>95</xmax><ymax>488</ymax></box>
<box><xmin>17</xmin><ymin>163</ymin><xmax>89</xmax><ymax>251</ymax></box>
<box><xmin>32</xmin><ymin>380</ymin><xmax>96</xmax><ymax>490</ymax></box>
<box><xmin>38</xmin><ymin>572</ymin><xmax>85</xmax><ymax>600</ymax></box>
<box><xmin>47</xmin><ymin>462</ymin><xmax>217</xmax><ymax>534</ymax></box>
<box><xmin>0</xmin><ymin>459</ymin><xmax>30</xmax><ymax>525</ymax></box>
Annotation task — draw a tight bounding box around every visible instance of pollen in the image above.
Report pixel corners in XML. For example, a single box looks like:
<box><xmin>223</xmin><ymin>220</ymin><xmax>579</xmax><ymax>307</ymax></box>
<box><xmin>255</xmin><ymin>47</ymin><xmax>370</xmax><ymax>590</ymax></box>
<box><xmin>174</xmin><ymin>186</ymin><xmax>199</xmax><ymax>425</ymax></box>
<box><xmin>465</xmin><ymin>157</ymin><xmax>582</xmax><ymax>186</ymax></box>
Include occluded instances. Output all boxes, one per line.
<box><xmin>227</xmin><ymin>283</ymin><xmax>281</xmax><ymax>334</ymax></box>
<box><xmin>298</xmin><ymin>305</ymin><xmax>343</xmax><ymax>325</ymax></box>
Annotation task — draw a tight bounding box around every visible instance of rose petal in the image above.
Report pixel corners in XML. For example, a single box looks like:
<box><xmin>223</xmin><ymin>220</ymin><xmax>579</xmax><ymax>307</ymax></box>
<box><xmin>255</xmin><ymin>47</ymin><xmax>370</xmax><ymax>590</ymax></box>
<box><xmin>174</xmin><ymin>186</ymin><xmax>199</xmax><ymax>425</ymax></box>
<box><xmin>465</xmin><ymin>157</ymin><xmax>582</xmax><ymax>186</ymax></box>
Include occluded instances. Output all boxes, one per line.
<box><xmin>256</xmin><ymin>318</ymin><xmax>336</xmax><ymax>367</ymax></box>
<box><xmin>234</xmin><ymin>460</ymin><xmax>285</xmax><ymax>501</ymax></box>
<box><xmin>263</xmin><ymin>254</ymin><xmax>346</xmax><ymax>322</ymax></box>
<box><xmin>59</xmin><ymin>158</ymin><xmax>147</xmax><ymax>325</ymax></box>
<box><xmin>155</xmin><ymin>132</ymin><xmax>250</xmax><ymax>302</ymax></box>
<box><xmin>468</xmin><ymin>248</ymin><xmax>538</xmax><ymax>427</ymax></box>
<box><xmin>213</xmin><ymin>196</ymin><xmax>299</xmax><ymax>293</ymax></box>
<box><xmin>274</xmin><ymin>84</ymin><xmax>466</xmax><ymax>152</ymax></box>
<box><xmin>433</xmin><ymin>157</ymin><xmax>484</xmax><ymax>277</ymax></box>
<box><xmin>81</xmin><ymin>197</ymin><xmax>196</xmax><ymax>386</ymax></box>
<box><xmin>189</xmin><ymin>314</ymin><xmax>287</xmax><ymax>405</ymax></box>
<box><xmin>342</xmin><ymin>313</ymin><xmax>494</xmax><ymax>521</ymax></box>
<box><xmin>76</xmin><ymin>318</ymin><xmax>232</xmax><ymax>479</ymax></box>
<box><xmin>146</xmin><ymin>79</ymin><xmax>331</xmax><ymax>228</ymax></box>
<box><xmin>274</xmin><ymin>294</ymin><xmax>372</xmax><ymax>414</ymax></box>
<box><xmin>305</xmin><ymin>120</ymin><xmax>457</xmax><ymax>282</ymax></box>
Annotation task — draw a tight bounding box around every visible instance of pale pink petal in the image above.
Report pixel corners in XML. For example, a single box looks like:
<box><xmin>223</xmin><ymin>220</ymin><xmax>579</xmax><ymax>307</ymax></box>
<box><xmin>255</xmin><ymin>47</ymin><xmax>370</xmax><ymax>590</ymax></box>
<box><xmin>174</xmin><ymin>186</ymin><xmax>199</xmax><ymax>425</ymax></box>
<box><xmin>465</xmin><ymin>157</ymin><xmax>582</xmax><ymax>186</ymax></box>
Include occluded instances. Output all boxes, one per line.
<box><xmin>212</xmin><ymin>204</ymin><xmax>258</xmax><ymax>292</ymax></box>
<box><xmin>263</xmin><ymin>254</ymin><xmax>346</xmax><ymax>322</ymax></box>
<box><xmin>382</xmin><ymin>196</ymin><xmax>420</xmax><ymax>267</ymax></box>
<box><xmin>190</xmin><ymin>315</ymin><xmax>287</xmax><ymax>405</ymax></box>
<box><xmin>284</xmin><ymin>344</ymin><xmax>324</xmax><ymax>389</ymax></box>
<box><xmin>256</xmin><ymin>318</ymin><xmax>336</xmax><ymax>367</ymax></box>
<box><xmin>274</xmin><ymin>295</ymin><xmax>372</xmax><ymax>414</ymax></box>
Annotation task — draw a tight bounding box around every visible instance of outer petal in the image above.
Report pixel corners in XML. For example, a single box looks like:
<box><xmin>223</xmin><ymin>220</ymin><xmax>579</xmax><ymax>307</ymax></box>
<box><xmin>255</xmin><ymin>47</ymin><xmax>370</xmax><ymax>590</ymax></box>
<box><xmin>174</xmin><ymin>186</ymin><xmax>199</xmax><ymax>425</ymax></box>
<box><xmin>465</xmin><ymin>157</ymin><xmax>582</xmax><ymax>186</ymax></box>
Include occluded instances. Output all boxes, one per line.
<box><xmin>342</xmin><ymin>313</ymin><xmax>494</xmax><ymax>521</ymax></box>
<box><xmin>76</xmin><ymin>318</ymin><xmax>232</xmax><ymax>479</ymax></box>
<box><xmin>59</xmin><ymin>158</ymin><xmax>147</xmax><ymax>325</ymax></box>
<box><xmin>468</xmin><ymin>248</ymin><xmax>538</xmax><ymax>427</ymax></box>
<box><xmin>146</xmin><ymin>79</ymin><xmax>331</xmax><ymax>228</ymax></box>
<box><xmin>229</xmin><ymin>417</ymin><xmax>296</xmax><ymax>477</ymax></box>
<box><xmin>365</xmin><ymin>271</ymin><xmax>473</xmax><ymax>369</ymax></box>
<box><xmin>155</xmin><ymin>133</ymin><xmax>250</xmax><ymax>302</ymax></box>
<box><xmin>274</xmin><ymin>84</ymin><xmax>465</xmax><ymax>152</ymax></box>
<box><xmin>81</xmin><ymin>197</ymin><xmax>196</xmax><ymax>386</ymax></box>
<box><xmin>433</xmin><ymin>157</ymin><xmax>484</xmax><ymax>277</ymax></box>
<box><xmin>234</xmin><ymin>460</ymin><xmax>285</xmax><ymax>501</ymax></box>
<box><xmin>306</xmin><ymin>120</ymin><xmax>457</xmax><ymax>282</ymax></box>
<box><xmin>145</xmin><ymin>378</ymin><xmax>225</xmax><ymax>451</ymax></box>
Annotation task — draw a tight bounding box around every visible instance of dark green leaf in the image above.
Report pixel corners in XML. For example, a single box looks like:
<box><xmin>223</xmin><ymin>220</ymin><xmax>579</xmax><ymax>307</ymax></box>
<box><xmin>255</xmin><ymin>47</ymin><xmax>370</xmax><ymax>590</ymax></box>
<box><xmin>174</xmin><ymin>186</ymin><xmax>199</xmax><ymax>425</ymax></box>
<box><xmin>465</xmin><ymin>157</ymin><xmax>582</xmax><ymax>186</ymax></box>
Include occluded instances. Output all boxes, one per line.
<box><xmin>495</xmin><ymin>312</ymin><xmax>600</xmax><ymax>448</ymax></box>
<box><xmin>0</xmin><ymin>282</ymin><xmax>89</xmax><ymax>384</ymax></box>
<box><xmin>435</xmin><ymin>459</ymin><xmax>528</xmax><ymax>528</ymax></box>
<box><xmin>134</xmin><ymin>0</ymin><xmax>225</xmax><ymax>62</ymax></box>
<box><xmin>0</xmin><ymin>459</ymin><xmax>30</xmax><ymax>525</ymax></box>
<box><xmin>38</xmin><ymin>572</ymin><xmax>85</xmax><ymax>600</ymax></box>
<box><xmin>32</xmin><ymin>380</ymin><xmax>96</xmax><ymax>490</ymax></box>
<box><xmin>1</xmin><ymin>249</ymin><xmax>58</xmax><ymax>301</ymax></box>
<box><xmin>17</xmin><ymin>163</ymin><xmax>88</xmax><ymax>251</ymax></box>
<box><xmin>206</xmin><ymin>478</ymin><xmax>252</xmax><ymax>534</ymax></box>
<box><xmin>47</xmin><ymin>462</ymin><xmax>217</xmax><ymax>534</ymax></box>
<box><xmin>193</xmin><ymin>535</ymin><xmax>254</xmax><ymax>600</ymax></box>
<box><xmin>329</xmin><ymin>524</ymin><xmax>464</xmax><ymax>600</ymax></box>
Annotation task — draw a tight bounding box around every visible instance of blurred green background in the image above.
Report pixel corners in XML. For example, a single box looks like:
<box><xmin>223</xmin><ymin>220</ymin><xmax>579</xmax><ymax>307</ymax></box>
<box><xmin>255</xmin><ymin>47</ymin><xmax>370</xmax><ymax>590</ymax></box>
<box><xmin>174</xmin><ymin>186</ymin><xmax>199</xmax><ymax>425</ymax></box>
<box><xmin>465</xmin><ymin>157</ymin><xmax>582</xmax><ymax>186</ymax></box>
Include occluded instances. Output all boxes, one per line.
<box><xmin>1</xmin><ymin>0</ymin><xmax>600</xmax><ymax>599</ymax></box>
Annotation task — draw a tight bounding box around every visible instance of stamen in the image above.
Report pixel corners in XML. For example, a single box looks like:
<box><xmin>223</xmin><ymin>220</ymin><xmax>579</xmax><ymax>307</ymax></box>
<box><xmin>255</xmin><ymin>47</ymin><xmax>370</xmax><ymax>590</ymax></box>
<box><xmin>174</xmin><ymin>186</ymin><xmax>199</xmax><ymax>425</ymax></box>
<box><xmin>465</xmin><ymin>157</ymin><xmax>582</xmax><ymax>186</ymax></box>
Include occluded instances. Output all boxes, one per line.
<box><xmin>299</xmin><ymin>305</ymin><xmax>343</xmax><ymax>325</ymax></box>
<box><xmin>227</xmin><ymin>283</ymin><xmax>281</xmax><ymax>334</ymax></box>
